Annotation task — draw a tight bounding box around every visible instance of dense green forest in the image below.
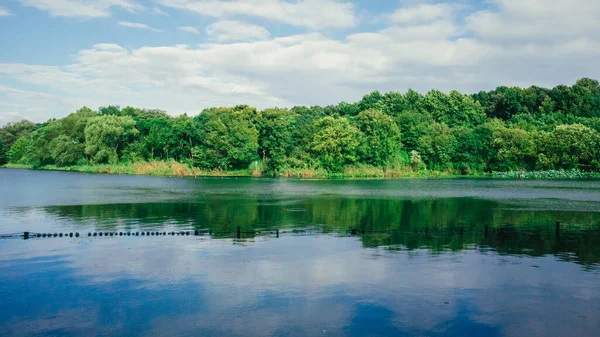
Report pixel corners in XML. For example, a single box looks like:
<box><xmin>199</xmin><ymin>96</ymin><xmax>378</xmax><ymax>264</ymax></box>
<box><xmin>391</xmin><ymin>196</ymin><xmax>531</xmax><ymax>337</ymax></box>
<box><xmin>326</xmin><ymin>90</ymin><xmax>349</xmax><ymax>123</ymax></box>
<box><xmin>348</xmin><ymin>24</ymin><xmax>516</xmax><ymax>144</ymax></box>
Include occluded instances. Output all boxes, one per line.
<box><xmin>2</xmin><ymin>78</ymin><xmax>600</xmax><ymax>177</ymax></box>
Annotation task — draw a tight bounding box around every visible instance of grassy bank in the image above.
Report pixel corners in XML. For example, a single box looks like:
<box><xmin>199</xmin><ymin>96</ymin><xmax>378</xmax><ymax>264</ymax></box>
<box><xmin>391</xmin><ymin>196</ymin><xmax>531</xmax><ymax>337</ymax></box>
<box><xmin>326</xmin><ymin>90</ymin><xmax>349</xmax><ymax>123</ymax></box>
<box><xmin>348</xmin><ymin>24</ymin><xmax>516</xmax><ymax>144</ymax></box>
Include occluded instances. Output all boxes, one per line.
<box><xmin>2</xmin><ymin>161</ymin><xmax>470</xmax><ymax>179</ymax></box>
<box><xmin>2</xmin><ymin>161</ymin><xmax>247</xmax><ymax>177</ymax></box>
<box><xmin>3</xmin><ymin>162</ymin><xmax>600</xmax><ymax>179</ymax></box>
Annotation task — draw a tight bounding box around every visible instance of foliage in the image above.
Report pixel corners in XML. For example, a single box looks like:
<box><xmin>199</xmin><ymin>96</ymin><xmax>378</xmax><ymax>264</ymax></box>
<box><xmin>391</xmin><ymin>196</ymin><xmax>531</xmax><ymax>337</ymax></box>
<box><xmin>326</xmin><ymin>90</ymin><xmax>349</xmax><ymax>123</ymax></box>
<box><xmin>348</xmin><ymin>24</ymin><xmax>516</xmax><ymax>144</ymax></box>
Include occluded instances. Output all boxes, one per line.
<box><xmin>417</xmin><ymin>123</ymin><xmax>457</xmax><ymax>170</ymax></box>
<box><xmin>192</xmin><ymin>107</ymin><xmax>259</xmax><ymax>170</ymax></box>
<box><xmin>536</xmin><ymin>124</ymin><xmax>600</xmax><ymax>171</ymax></box>
<box><xmin>84</xmin><ymin>115</ymin><xmax>138</xmax><ymax>164</ymax></box>
<box><xmin>51</xmin><ymin>135</ymin><xmax>85</xmax><ymax>167</ymax></box>
<box><xmin>7</xmin><ymin>137</ymin><xmax>33</xmax><ymax>164</ymax></box>
<box><xmin>2</xmin><ymin>78</ymin><xmax>600</xmax><ymax>177</ymax></box>
<box><xmin>355</xmin><ymin>109</ymin><xmax>402</xmax><ymax>167</ymax></box>
<box><xmin>311</xmin><ymin>116</ymin><xmax>361</xmax><ymax>171</ymax></box>
<box><xmin>0</xmin><ymin>120</ymin><xmax>37</xmax><ymax>165</ymax></box>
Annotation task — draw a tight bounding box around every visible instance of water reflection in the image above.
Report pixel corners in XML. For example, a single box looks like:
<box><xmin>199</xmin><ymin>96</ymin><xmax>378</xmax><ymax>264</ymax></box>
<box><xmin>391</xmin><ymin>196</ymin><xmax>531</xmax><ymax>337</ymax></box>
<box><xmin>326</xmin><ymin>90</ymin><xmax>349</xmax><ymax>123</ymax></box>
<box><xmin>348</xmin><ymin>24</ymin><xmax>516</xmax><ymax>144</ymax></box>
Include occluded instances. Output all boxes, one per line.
<box><xmin>37</xmin><ymin>197</ymin><xmax>600</xmax><ymax>231</ymax></box>
<box><xmin>30</xmin><ymin>198</ymin><xmax>600</xmax><ymax>268</ymax></box>
<box><xmin>1</xmin><ymin>170</ymin><xmax>600</xmax><ymax>336</ymax></box>
<box><xmin>1</xmin><ymin>235</ymin><xmax>598</xmax><ymax>337</ymax></box>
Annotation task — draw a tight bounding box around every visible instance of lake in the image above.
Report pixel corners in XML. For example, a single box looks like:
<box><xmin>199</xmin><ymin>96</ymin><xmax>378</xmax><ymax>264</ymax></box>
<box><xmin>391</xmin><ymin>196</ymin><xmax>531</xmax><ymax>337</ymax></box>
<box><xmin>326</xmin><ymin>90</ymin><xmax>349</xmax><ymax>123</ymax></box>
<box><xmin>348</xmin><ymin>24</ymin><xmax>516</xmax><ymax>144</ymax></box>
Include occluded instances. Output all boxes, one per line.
<box><xmin>0</xmin><ymin>168</ymin><xmax>599</xmax><ymax>337</ymax></box>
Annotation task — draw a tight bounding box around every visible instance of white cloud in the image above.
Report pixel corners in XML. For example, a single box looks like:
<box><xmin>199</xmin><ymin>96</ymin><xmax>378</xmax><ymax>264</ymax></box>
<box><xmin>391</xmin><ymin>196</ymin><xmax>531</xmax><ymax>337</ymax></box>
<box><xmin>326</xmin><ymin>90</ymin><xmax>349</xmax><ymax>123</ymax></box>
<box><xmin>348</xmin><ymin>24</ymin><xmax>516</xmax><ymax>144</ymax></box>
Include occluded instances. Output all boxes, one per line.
<box><xmin>0</xmin><ymin>87</ymin><xmax>95</xmax><ymax>124</ymax></box>
<box><xmin>91</xmin><ymin>43</ymin><xmax>126</xmax><ymax>52</ymax></box>
<box><xmin>3</xmin><ymin>1</ymin><xmax>600</xmax><ymax>121</ymax></box>
<box><xmin>178</xmin><ymin>26</ymin><xmax>200</xmax><ymax>34</ymax></box>
<box><xmin>0</xmin><ymin>112</ymin><xmax>25</xmax><ymax>125</ymax></box>
<box><xmin>118</xmin><ymin>21</ymin><xmax>162</xmax><ymax>32</ymax></box>
<box><xmin>206</xmin><ymin>20</ymin><xmax>270</xmax><ymax>42</ymax></box>
<box><xmin>389</xmin><ymin>3</ymin><xmax>458</xmax><ymax>24</ymax></box>
<box><xmin>152</xmin><ymin>6</ymin><xmax>168</xmax><ymax>15</ymax></box>
<box><xmin>19</xmin><ymin>0</ymin><xmax>144</xmax><ymax>18</ymax></box>
<box><xmin>3</xmin><ymin>22</ymin><xmax>600</xmax><ymax>123</ymax></box>
<box><xmin>466</xmin><ymin>0</ymin><xmax>600</xmax><ymax>40</ymax></box>
<box><xmin>154</xmin><ymin>0</ymin><xmax>356</xmax><ymax>29</ymax></box>
<box><xmin>0</xmin><ymin>7</ymin><xmax>11</xmax><ymax>16</ymax></box>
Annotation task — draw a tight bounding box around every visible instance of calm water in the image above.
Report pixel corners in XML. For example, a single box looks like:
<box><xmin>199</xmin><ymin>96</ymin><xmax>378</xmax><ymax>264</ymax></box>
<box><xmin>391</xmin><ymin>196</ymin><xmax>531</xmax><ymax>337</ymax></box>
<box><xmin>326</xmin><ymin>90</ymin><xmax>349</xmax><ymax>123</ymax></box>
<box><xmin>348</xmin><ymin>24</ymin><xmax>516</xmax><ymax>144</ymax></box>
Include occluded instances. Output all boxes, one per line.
<box><xmin>0</xmin><ymin>169</ymin><xmax>599</xmax><ymax>337</ymax></box>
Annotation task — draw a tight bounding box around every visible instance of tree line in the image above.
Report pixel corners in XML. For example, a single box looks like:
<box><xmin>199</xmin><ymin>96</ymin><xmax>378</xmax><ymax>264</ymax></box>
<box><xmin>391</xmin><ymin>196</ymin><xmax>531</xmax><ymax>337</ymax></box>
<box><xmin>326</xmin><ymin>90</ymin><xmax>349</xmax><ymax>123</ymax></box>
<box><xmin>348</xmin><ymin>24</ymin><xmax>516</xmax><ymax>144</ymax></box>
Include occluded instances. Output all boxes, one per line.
<box><xmin>1</xmin><ymin>78</ymin><xmax>600</xmax><ymax>175</ymax></box>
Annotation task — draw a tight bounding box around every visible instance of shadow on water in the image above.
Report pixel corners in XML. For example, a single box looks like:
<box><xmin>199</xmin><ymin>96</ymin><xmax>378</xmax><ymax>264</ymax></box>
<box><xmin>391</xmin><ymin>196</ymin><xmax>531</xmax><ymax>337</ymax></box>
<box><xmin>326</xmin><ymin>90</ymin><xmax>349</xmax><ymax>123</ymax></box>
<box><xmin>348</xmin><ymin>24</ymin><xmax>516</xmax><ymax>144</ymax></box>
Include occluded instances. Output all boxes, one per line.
<box><xmin>38</xmin><ymin>197</ymin><xmax>600</xmax><ymax>268</ymax></box>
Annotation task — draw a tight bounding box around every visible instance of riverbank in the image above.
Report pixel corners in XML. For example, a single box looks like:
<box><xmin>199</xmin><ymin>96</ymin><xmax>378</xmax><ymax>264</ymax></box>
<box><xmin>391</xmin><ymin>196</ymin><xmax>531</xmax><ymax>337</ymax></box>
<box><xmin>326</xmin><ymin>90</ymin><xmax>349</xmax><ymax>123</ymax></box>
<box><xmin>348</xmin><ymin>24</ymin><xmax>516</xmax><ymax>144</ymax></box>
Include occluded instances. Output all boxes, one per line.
<box><xmin>2</xmin><ymin>162</ymin><xmax>456</xmax><ymax>179</ymax></box>
<box><xmin>3</xmin><ymin>162</ymin><xmax>599</xmax><ymax>179</ymax></box>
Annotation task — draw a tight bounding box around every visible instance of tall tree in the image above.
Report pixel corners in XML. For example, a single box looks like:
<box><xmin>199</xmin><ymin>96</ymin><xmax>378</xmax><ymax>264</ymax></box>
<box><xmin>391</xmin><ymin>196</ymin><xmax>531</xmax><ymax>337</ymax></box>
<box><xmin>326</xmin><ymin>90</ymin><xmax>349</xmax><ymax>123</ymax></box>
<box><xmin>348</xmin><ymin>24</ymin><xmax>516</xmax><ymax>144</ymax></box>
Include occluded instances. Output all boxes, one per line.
<box><xmin>84</xmin><ymin>115</ymin><xmax>139</xmax><ymax>164</ymax></box>
<box><xmin>355</xmin><ymin>109</ymin><xmax>402</xmax><ymax>167</ymax></box>
<box><xmin>192</xmin><ymin>108</ymin><xmax>259</xmax><ymax>170</ymax></box>
<box><xmin>311</xmin><ymin>116</ymin><xmax>361</xmax><ymax>172</ymax></box>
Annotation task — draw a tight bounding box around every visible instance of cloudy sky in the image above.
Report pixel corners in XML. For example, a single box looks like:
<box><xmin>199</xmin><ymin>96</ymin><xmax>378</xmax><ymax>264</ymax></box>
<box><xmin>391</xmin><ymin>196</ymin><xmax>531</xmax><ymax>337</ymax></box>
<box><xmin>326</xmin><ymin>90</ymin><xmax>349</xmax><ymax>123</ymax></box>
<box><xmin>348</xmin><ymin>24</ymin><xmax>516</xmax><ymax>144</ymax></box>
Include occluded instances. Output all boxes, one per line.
<box><xmin>0</xmin><ymin>0</ymin><xmax>599</xmax><ymax>124</ymax></box>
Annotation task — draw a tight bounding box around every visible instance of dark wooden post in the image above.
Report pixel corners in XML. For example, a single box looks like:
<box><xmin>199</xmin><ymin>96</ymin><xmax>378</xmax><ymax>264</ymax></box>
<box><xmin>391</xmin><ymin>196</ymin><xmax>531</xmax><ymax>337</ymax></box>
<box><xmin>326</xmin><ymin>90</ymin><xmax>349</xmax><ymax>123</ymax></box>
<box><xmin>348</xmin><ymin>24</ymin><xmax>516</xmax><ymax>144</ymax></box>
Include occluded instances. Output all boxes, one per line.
<box><xmin>276</xmin><ymin>228</ymin><xmax>279</xmax><ymax>238</ymax></box>
<box><xmin>237</xmin><ymin>226</ymin><xmax>241</xmax><ymax>238</ymax></box>
<box><xmin>24</xmin><ymin>232</ymin><xmax>29</xmax><ymax>240</ymax></box>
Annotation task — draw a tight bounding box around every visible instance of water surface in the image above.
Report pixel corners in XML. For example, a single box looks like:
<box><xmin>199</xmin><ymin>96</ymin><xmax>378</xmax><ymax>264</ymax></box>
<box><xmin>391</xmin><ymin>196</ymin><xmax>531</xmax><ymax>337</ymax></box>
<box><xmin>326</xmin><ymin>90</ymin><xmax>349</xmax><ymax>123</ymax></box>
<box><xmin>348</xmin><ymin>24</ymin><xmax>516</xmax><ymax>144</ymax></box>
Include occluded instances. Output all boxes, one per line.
<box><xmin>1</xmin><ymin>169</ymin><xmax>599</xmax><ymax>337</ymax></box>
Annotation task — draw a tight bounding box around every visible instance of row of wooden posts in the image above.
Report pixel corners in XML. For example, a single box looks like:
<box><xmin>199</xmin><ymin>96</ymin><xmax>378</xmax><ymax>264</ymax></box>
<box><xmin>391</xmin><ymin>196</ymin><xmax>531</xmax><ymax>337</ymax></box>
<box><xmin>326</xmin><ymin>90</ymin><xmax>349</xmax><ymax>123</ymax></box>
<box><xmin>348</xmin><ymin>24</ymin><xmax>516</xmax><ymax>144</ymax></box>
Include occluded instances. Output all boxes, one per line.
<box><xmin>21</xmin><ymin>227</ymin><xmax>281</xmax><ymax>240</ymax></box>
<box><xmin>21</xmin><ymin>223</ymin><xmax>563</xmax><ymax>241</ymax></box>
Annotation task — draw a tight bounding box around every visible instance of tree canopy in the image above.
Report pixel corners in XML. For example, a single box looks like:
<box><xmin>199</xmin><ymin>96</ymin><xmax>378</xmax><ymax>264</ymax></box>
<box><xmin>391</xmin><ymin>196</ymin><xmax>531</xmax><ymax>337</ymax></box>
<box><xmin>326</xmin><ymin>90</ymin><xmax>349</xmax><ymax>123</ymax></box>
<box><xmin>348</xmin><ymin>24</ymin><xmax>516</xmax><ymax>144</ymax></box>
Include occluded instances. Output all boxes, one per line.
<box><xmin>2</xmin><ymin>78</ymin><xmax>600</xmax><ymax>175</ymax></box>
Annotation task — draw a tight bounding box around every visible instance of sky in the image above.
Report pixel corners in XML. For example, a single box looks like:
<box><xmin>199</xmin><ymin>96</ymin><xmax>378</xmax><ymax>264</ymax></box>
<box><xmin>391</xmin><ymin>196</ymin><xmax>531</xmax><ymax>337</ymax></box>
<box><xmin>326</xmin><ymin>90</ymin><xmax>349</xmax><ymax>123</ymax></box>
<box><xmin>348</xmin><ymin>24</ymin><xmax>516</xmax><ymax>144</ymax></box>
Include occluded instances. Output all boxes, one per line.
<box><xmin>0</xmin><ymin>0</ymin><xmax>599</xmax><ymax>124</ymax></box>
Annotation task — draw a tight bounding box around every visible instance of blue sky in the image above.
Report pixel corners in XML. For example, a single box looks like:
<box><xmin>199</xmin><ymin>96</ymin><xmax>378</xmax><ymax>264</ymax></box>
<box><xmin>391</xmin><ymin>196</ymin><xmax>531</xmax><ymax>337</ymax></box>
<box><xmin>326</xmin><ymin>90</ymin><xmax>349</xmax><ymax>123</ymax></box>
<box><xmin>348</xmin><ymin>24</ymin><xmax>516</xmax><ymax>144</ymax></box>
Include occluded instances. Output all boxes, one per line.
<box><xmin>1</xmin><ymin>0</ymin><xmax>599</xmax><ymax>124</ymax></box>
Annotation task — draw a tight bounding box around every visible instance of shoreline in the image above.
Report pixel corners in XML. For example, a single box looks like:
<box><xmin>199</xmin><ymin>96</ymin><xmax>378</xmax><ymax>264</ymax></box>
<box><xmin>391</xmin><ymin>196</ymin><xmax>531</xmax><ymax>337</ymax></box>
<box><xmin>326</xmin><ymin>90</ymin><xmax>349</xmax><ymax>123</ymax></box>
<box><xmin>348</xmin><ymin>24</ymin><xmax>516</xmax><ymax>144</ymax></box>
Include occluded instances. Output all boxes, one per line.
<box><xmin>3</xmin><ymin>163</ymin><xmax>600</xmax><ymax>180</ymax></box>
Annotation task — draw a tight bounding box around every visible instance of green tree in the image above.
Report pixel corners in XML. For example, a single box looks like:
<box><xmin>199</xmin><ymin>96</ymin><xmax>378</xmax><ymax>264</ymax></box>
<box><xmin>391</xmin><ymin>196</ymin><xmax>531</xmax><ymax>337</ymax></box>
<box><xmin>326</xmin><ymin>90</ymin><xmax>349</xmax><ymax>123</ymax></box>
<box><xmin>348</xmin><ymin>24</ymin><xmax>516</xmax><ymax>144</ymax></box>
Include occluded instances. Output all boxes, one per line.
<box><xmin>311</xmin><ymin>116</ymin><xmax>361</xmax><ymax>172</ymax></box>
<box><xmin>417</xmin><ymin>123</ymin><xmax>457</xmax><ymax>170</ymax></box>
<box><xmin>395</xmin><ymin>110</ymin><xmax>434</xmax><ymax>152</ymax></box>
<box><xmin>380</xmin><ymin>91</ymin><xmax>410</xmax><ymax>117</ymax></box>
<box><xmin>358</xmin><ymin>91</ymin><xmax>384</xmax><ymax>112</ymax></box>
<box><xmin>7</xmin><ymin>137</ymin><xmax>33</xmax><ymax>164</ymax></box>
<box><xmin>355</xmin><ymin>109</ymin><xmax>402</xmax><ymax>166</ymax></box>
<box><xmin>485</xmin><ymin>120</ymin><xmax>536</xmax><ymax>171</ymax></box>
<box><xmin>99</xmin><ymin>105</ymin><xmax>122</xmax><ymax>116</ymax></box>
<box><xmin>51</xmin><ymin>135</ymin><xmax>85</xmax><ymax>166</ymax></box>
<box><xmin>474</xmin><ymin>86</ymin><xmax>526</xmax><ymax>120</ymax></box>
<box><xmin>257</xmin><ymin>108</ymin><xmax>296</xmax><ymax>173</ymax></box>
<box><xmin>570</xmin><ymin>78</ymin><xmax>600</xmax><ymax>118</ymax></box>
<box><xmin>168</xmin><ymin>115</ymin><xmax>199</xmax><ymax>161</ymax></box>
<box><xmin>4</xmin><ymin>78</ymin><xmax>600</xmax><ymax>177</ymax></box>
<box><xmin>193</xmin><ymin>108</ymin><xmax>259</xmax><ymax>170</ymax></box>
<box><xmin>61</xmin><ymin>107</ymin><xmax>98</xmax><ymax>142</ymax></box>
<box><xmin>536</xmin><ymin>124</ymin><xmax>600</xmax><ymax>170</ymax></box>
<box><xmin>0</xmin><ymin>120</ymin><xmax>37</xmax><ymax>165</ymax></box>
<box><xmin>451</xmin><ymin>126</ymin><xmax>491</xmax><ymax>173</ymax></box>
<box><xmin>338</xmin><ymin>102</ymin><xmax>361</xmax><ymax>116</ymax></box>
<box><xmin>0</xmin><ymin>137</ymin><xmax>5</xmax><ymax>164</ymax></box>
<box><xmin>84</xmin><ymin>115</ymin><xmax>139</xmax><ymax>164</ymax></box>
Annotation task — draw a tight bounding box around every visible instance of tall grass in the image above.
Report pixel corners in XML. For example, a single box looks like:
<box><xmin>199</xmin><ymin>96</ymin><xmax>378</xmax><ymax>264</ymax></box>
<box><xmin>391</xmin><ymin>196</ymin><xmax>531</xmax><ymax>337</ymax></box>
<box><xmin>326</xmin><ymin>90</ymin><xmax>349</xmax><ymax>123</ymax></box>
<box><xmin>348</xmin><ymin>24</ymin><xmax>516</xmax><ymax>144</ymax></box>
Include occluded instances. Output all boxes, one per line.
<box><xmin>4</xmin><ymin>162</ymin><xmax>600</xmax><ymax>179</ymax></box>
<box><xmin>248</xmin><ymin>160</ymin><xmax>265</xmax><ymax>177</ymax></box>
